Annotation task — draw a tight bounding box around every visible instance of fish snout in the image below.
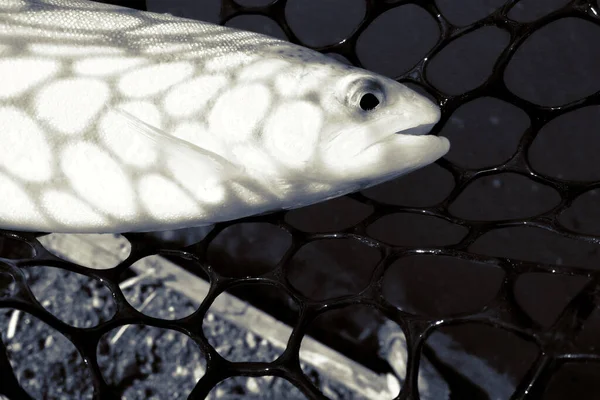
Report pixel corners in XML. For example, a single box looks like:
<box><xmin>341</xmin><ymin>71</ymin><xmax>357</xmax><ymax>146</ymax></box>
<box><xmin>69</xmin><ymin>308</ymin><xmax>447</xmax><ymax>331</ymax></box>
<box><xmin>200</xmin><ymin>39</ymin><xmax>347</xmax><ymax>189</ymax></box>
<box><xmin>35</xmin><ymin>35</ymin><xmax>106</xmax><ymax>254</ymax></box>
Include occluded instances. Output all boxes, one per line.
<box><xmin>390</xmin><ymin>86</ymin><xmax>442</xmax><ymax>136</ymax></box>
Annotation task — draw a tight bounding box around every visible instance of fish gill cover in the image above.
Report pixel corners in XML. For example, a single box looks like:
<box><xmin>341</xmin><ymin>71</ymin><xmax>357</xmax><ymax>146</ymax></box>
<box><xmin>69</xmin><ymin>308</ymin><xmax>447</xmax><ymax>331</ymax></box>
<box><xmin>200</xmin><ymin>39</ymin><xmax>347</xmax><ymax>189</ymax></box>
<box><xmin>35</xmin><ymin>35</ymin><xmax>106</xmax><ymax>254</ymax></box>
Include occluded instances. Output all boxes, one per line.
<box><xmin>0</xmin><ymin>0</ymin><xmax>599</xmax><ymax>399</ymax></box>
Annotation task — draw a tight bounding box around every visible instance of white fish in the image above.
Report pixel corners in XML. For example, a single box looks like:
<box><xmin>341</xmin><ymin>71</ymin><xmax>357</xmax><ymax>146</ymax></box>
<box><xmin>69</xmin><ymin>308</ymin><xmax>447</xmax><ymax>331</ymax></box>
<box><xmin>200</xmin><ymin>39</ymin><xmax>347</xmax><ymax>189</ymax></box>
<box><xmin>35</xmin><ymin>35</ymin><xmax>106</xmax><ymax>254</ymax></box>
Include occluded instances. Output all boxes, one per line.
<box><xmin>0</xmin><ymin>0</ymin><xmax>449</xmax><ymax>233</ymax></box>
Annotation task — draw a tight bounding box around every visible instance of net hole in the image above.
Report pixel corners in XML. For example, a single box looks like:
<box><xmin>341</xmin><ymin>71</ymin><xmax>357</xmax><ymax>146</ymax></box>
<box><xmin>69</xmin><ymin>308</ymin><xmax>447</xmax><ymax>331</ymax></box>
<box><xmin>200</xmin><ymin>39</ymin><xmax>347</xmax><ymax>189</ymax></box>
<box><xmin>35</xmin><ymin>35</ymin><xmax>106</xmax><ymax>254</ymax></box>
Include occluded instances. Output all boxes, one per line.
<box><xmin>24</xmin><ymin>266</ymin><xmax>116</xmax><ymax>328</ymax></box>
<box><xmin>0</xmin><ymin>309</ymin><xmax>94</xmax><ymax>399</ymax></box>
<box><xmin>0</xmin><ymin>236</ymin><xmax>35</xmax><ymax>260</ymax></box>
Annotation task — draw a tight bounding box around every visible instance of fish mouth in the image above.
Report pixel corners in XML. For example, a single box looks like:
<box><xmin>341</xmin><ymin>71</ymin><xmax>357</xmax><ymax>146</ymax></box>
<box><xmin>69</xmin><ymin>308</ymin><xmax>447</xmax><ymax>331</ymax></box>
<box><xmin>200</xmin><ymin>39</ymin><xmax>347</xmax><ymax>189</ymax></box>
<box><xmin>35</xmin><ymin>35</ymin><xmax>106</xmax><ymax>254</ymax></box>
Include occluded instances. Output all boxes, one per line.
<box><xmin>395</xmin><ymin>122</ymin><xmax>437</xmax><ymax>136</ymax></box>
<box><xmin>358</xmin><ymin>122</ymin><xmax>451</xmax><ymax>167</ymax></box>
<box><xmin>365</xmin><ymin>123</ymin><xmax>439</xmax><ymax>150</ymax></box>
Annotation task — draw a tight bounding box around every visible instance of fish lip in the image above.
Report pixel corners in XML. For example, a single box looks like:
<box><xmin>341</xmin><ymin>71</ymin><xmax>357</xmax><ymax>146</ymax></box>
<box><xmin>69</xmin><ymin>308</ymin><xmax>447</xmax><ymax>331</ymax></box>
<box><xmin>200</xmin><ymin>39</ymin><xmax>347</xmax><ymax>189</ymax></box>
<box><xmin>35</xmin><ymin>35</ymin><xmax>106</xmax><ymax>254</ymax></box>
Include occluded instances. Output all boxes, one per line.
<box><xmin>371</xmin><ymin>122</ymin><xmax>437</xmax><ymax>146</ymax></box>
<box><xmin>360</xmin><ymin>122</ymin><xmax>444</xmax><ymax>154</ymax></box>
<box><xmin>394</xmin><ymin>122</ymin><xmax>437</xmax><ymax>136</ymax></box>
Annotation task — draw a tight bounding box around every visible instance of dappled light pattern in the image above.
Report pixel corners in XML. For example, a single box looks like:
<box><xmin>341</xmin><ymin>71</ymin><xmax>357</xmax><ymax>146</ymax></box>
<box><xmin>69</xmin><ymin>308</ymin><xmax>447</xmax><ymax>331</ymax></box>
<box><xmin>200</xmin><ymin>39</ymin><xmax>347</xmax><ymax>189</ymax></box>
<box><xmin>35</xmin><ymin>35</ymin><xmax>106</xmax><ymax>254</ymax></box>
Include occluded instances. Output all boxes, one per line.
<box><xmin>0</xmin><ymin>0</ymin><xmax>447</xmax><ymax>233</ymax></box>
<box><xmin>0</xmin><ymin>0</ymin><xmax>600</xmax><ymax>400</ymax></box>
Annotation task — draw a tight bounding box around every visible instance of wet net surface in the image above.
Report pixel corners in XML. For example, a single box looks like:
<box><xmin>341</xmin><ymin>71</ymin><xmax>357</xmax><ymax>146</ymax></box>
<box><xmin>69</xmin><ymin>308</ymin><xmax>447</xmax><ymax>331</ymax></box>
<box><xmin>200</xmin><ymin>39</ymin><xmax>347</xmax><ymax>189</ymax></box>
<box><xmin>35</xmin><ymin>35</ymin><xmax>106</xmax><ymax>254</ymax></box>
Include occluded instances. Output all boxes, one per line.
<box><xmin>1</xmin><ymin>0</ymin><xmax>600</xmax><ymax>399</ymax></box>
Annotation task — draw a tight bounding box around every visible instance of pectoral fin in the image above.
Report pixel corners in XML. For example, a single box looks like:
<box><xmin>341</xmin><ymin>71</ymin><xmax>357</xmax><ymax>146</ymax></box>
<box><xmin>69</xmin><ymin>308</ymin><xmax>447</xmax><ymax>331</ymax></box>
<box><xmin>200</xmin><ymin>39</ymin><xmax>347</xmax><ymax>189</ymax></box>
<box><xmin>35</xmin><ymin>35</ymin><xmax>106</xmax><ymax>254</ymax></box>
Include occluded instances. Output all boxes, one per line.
<box><xmin>114</xmin><ymin>108</ymin><xmax>243</xmax><ymax>178</ymax></box>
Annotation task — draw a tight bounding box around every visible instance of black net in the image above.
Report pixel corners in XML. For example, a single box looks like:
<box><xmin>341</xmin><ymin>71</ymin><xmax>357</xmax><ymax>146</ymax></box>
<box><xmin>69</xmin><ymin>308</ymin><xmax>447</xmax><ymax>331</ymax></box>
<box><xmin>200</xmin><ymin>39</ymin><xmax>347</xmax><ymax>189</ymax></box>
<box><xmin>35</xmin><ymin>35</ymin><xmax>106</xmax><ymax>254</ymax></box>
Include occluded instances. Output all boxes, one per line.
<box><xmin>1</xmin><ymin>0</ymin><xmax>600</xmax><ymax>399</ymax></box>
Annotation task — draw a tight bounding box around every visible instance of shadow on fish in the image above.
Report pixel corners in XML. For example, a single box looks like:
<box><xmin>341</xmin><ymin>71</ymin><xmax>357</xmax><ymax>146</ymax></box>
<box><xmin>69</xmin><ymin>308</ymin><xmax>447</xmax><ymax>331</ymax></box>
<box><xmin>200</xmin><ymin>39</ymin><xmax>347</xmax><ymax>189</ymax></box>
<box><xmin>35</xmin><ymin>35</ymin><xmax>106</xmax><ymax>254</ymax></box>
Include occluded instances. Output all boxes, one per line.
<box><xmin>0</xmin><ymin>0</ymin><xmax>450</xmax><ymax>233</ymax></box>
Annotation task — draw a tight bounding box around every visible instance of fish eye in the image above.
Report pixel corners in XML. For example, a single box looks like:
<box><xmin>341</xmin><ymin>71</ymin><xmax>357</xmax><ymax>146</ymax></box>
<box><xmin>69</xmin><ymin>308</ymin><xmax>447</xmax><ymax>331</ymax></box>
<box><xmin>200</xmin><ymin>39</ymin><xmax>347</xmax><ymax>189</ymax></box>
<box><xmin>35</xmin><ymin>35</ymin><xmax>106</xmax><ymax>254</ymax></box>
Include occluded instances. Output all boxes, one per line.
<box><xmin>360</xmin><ymin>93</ymin><xmax>380</xmax><ymax>111</ymax></box>
<box><xmin>348</xmin><ymin>78</ymin><xmax>384</xmax><ymax>112</ymax></box>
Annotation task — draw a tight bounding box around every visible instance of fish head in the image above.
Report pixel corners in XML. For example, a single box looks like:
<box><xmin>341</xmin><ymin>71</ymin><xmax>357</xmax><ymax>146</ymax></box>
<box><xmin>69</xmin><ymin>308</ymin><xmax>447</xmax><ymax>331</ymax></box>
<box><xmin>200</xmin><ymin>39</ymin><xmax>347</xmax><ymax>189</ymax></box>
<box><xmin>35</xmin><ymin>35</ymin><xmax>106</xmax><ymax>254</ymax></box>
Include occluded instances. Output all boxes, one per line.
<box><xmin>314</xmin><ymin>66</ymin><xmax>449</xmax><ymax>188</ymax></box>
<box><xmin>253</xmin><ymin>57</ymin><xmax>449</xmax><ymax>193</ymax></box>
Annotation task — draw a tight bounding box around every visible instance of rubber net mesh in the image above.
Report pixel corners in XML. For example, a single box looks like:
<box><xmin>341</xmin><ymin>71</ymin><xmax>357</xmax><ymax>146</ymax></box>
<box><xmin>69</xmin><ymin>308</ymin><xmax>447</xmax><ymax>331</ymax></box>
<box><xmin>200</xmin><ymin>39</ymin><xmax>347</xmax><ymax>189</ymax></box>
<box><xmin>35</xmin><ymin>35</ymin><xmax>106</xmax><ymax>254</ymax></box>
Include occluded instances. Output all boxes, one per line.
<box><xmin>1</xmin><ymin>0</ymin><xmax>600</xmax><ymax>399</ymax></box>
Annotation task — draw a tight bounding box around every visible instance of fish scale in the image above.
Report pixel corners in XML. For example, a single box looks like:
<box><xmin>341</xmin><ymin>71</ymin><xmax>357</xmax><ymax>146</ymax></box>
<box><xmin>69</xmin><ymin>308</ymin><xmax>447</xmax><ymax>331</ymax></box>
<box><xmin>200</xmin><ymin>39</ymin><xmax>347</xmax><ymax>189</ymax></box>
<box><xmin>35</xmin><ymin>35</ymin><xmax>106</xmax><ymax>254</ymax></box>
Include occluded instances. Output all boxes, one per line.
<box><xmin>0</xmin><ymin>0</ymin><xmax>449</xmax><ymax>233</ymax></box>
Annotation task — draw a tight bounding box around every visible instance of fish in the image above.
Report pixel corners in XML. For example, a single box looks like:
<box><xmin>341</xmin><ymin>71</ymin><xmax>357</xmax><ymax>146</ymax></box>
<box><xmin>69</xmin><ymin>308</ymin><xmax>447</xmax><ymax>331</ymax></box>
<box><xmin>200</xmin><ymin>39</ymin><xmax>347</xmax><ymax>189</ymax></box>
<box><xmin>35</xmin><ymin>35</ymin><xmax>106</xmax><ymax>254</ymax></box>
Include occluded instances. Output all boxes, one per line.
<box><xmin>0</xmin><ymin>0</ymin><xmax>450</xmax><ymax>234</ymax></box>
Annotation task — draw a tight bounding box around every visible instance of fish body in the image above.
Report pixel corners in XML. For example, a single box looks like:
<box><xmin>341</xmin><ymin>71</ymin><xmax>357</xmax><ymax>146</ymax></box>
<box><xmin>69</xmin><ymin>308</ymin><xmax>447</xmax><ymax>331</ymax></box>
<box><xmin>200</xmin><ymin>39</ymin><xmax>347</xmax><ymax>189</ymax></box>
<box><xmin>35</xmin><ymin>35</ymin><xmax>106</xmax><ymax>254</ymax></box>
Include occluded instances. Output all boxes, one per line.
<box><xmin>0</xmin><ymin>0</ymin><xmax>449</xmax><ymax>233</ymax></box>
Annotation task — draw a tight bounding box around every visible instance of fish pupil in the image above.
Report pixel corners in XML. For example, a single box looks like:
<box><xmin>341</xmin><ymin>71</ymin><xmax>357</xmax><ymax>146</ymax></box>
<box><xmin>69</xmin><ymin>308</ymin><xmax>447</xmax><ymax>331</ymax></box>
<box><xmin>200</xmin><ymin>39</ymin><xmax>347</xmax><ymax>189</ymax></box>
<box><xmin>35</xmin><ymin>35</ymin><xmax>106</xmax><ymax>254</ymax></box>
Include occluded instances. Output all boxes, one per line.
<box><xmin>360</xmin><ymin>93</ymin><xmax>380</xmax><ymax>111</ymax></box>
